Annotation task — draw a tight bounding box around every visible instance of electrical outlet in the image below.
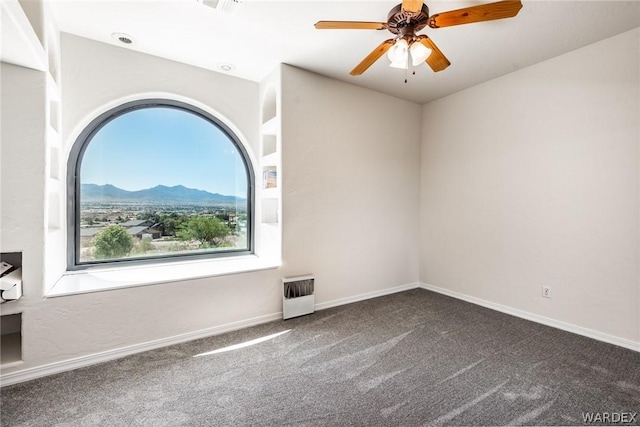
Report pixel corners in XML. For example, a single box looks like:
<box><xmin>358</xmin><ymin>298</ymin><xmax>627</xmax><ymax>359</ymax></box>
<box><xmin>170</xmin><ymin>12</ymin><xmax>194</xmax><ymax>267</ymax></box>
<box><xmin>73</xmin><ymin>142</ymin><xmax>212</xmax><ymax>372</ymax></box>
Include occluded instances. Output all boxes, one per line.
<box><xmin>542</xmin><ymin>286</ymin><xmax>552</xmax><ymax>298</ymax></box>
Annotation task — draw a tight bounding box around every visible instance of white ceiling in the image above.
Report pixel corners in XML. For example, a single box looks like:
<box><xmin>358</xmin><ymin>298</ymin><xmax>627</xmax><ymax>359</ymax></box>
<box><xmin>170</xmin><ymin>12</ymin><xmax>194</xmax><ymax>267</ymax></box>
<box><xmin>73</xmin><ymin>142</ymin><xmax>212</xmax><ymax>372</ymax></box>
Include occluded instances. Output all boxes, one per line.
<box><xmin>49</xmin><ymin>0</ymin><xmax>640</xmax><ymax>104</ymax></box>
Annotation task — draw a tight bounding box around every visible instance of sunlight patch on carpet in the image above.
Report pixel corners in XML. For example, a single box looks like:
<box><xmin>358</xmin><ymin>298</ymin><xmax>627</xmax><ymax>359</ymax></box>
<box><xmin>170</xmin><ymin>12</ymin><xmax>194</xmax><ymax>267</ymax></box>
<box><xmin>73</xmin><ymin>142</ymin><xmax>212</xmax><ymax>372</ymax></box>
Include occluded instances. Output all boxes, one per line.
<box><xmin>193</xmin><ymin>330</ymin><xmax>291</xmax><ymax>357</ymax></box>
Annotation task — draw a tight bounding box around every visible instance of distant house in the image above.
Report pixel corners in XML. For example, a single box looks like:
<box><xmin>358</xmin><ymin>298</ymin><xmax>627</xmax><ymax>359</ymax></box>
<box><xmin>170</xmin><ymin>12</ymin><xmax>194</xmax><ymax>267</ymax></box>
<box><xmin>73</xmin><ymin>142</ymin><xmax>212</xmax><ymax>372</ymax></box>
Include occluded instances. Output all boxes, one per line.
<box><xmin>122</xmin><ymin>219</ymin><xmax>153</xmax><ymax>228</ymax></box>
<box><xmin>80</xmin><ymin>227</ymin><xmax>103</xmax><ymax>244</ymax></box>
<box><xmin>127</xmin><ymin>223</ymin><xmax>164</xmax><ymax>240</ymax></box>
<box><xmin>80</xmin><ymin>221</ymin><xmax>164</xmax><ymax>243</ymax></box>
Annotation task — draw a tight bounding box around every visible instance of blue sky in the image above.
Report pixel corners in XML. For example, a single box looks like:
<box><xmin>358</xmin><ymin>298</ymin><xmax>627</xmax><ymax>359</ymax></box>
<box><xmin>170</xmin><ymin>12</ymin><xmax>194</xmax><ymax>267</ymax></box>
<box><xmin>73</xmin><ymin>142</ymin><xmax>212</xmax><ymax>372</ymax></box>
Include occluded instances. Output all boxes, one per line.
<box><xmin>81</xmin><ymin>107</ymin><xmax>248</xmax><ymax>197</ymax></box>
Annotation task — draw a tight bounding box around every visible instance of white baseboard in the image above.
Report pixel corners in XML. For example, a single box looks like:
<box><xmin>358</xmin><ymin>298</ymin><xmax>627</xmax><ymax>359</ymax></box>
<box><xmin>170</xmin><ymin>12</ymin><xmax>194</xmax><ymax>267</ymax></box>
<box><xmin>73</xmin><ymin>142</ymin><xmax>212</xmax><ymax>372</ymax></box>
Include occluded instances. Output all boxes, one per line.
<box><xmin>0</xmin><ymin>282</ymin><xmax>421</xmax><ymax>387</ymax></box>
<box><xmin>314</xmin><ymin>282</ymin><xmax>421</xmax><ymax>311</ymax></box>
<box><xmin>419</xmin><ymin>283</ymin><xmax>640</xmax><ymax>353</ymax></box>
<box><xmin>0</xmin><ymin>312</ymin><xmax>282</xmax><ymax>387</ymax></box>
<box><xmin>5</xmin><ymin>281</ymin><xmax>635</xmax><ymax>387</ymax></box>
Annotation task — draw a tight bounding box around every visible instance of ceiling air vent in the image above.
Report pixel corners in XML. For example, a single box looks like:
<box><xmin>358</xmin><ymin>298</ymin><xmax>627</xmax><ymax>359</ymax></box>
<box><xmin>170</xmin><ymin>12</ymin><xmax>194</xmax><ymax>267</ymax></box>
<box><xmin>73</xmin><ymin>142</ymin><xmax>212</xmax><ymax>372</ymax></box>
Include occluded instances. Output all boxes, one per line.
<box><xmin>198</xmin><ymin>0</ymin><xmax>243</xmax><ymax>14</ymax></box>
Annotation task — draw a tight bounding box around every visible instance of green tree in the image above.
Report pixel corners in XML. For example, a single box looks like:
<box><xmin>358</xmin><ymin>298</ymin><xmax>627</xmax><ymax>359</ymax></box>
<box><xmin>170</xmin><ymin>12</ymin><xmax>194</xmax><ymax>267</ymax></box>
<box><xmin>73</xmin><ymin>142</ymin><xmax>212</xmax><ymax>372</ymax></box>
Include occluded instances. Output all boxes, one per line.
<box><xmin>177</xmin><ymin>216</ymin><xmax>231</xmax><ymax>247</ymax></box>
<box><xmin>93</xmin><ymin>225</ymin><xmax>134</xmax><ymax>259</ymax></box>
<box><xmin>162</xmin><ymin>216</ymin><xmax>184</xmax><ymax>236</ymax></box>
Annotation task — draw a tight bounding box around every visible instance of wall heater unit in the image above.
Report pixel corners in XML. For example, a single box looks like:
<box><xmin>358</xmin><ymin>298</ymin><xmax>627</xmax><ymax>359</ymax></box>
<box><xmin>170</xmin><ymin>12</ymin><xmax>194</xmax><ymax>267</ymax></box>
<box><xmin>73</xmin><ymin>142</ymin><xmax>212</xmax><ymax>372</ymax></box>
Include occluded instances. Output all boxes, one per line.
<box><xmin>282</xmin><ymin>275</ymin><xmax>315</xmax><ymax>320</ymax></box>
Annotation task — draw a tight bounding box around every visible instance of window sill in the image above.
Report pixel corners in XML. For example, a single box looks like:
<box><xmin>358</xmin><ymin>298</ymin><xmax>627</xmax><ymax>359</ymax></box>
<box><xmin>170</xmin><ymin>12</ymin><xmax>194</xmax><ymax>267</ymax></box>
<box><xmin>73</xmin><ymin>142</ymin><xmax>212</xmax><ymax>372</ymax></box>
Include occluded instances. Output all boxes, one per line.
<box><xmin>47</xmin><ymin>255</ymin><xmax>281</xmax><ymax>298</ymax></box>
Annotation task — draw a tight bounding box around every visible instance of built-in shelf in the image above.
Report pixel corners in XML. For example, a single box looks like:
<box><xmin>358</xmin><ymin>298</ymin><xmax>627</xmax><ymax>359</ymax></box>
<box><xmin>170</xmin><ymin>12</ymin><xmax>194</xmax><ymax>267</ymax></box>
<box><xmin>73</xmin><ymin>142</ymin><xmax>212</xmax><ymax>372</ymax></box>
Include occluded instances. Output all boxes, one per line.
<box><xmin>261</xmin><ymin>197</ymin><xmax>279</xmax><ymax>224</ymax></box>
<box><xmin>46</xmin><ymin>176</ymin><xmax>61</xmax><ymax>191</ymax></box>
<box><xmin>0</xmin><ymin>313</ymin><xmax>22</xmax><ymax>367</ymax></box>
<box><xmin>46</xmin><ymin>23</ymin><xmax>60</xmax><ymax>84</ymax></box>
<box><xmin>261</xmin><ymin>187</ymin><xmax>279</xmax><ymax>198</ymax></box>
<box><xmin>261</xmin><ymin>116</ymin><xmax>279</xmax><ymax>136</ymax></box>
<box><xmin>47</xmin><ymin>191</ymin><xmax>62</xmax><ymax>229</ymax></box>
<box><xmin>48</xmin><ymin>147</ymin><xmax>60</xmax><ymax>180</ymax></box>
<box><xmin>49</xmin><ymin>102</ymin><xmax>60</xmax><ymax>132</ymax></box>
<box><xmin>1</xmin><ymin>252</ymin><xmax>22</xmax><ymax>268</ymax></box>
<box><xmin>46</xmin><ymin>125</ymin><xmax>60</xmax><ymax>146</ymax></box>
<box><xmin>46</xmin><ymin>73</ymin><xmax>60</xmax><ymax>101</ymax></box>
<box><xmin>1</xmin><ymin>332</ymin><xmax>22</xmax><ymax>366</ymax></box>
<box><xmin>262</xmin><ymin>134</ymin><xmax>277</xmax><ymax>157</ymax></box>
<box><xmin>0</xmin><ymin>0</ymin><xmax>47</xmax><ymax>71</ymax></box>
<box><xmin>261</xmin><ymin>85</ymin><xmax>277</xmax><ymax>124</ymax></box>
<box><xmin>258</xmin><ymin>78</ymin><xmax>281</xmax><ymax>259</ymax></box>
<box><xmin>47</xmin><ymin>176</ymin><xmax>61</xmax><ymax>193</ymax></box>
<box><xmin>1</xmin><ymin>252</ymin><xmax>23</xmax><ymax>366</ymax></box>
<box><xmin>262</xmin><ymin>152</ymin><xmax>278</xmax><ymax>167</ymax></box>
<box><xmin>262</xmin><ymin>166</ymin><xmax>277</xmax><ymax>190</ymax></box>
<box><xmin>47</xmin><ymin>52</ymin><xmax>59</xmax><ymax>86</ymax></box>
<box><xmin>45</xmin><ymin>227</ymin><xmax>65</xmax><ymax>241</ymax></box>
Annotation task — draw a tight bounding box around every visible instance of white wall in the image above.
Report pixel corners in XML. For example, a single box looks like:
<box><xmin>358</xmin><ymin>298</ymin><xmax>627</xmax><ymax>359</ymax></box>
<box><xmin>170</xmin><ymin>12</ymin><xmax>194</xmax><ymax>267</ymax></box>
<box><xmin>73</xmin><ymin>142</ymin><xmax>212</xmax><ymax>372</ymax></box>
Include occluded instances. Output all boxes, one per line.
<box><xmin>280</xmin><ymin>65</ymin><xmax>421</xmax><ymax>303</ymax></box>
<box><xmin>420</xmin><ymin>28</ymin><xmax>640</xmax><ymax>345</ymax></box>
<box><xmin>0</xmin><ymin>63</ymin><xmax>47</xmax><ymax>312</ymax></box>
<box><xmin>0</xmin><ymin>36</ymin><xmax>421</xmax><ymax>379</ymax></box>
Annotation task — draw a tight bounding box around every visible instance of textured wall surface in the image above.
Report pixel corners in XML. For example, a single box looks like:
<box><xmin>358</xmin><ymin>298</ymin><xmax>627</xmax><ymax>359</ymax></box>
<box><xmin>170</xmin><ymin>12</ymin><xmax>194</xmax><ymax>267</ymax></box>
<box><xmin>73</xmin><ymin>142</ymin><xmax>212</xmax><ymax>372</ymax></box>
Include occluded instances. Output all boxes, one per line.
<box><xmin>420</xmin><ymin>28</ymin><xmax>640</xmax><ymax>344</ymax></box>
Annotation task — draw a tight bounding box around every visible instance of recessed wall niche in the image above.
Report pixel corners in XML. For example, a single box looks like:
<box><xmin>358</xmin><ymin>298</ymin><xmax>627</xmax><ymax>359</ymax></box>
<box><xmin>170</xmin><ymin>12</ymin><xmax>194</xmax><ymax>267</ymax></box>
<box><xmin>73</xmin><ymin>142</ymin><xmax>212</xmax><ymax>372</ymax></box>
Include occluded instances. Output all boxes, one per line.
<box><xmin>1</xmin><ymin>253</ymin><xmax>23</xmax><ymax>366</ymax></box>
<box><xmin>0</xmin><ymin>313</ymin><xmax>22</xmax><ymax>366</ymax></box>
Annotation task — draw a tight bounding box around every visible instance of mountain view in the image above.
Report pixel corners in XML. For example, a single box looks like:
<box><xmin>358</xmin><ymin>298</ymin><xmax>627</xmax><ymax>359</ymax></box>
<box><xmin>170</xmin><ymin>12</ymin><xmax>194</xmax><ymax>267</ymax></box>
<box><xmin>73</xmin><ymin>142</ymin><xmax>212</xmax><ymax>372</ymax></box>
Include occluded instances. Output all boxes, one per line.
<box><xmin>81</xmin><ymin>184</ymin><xmax>246</xmax><ymax>206</ymax></box>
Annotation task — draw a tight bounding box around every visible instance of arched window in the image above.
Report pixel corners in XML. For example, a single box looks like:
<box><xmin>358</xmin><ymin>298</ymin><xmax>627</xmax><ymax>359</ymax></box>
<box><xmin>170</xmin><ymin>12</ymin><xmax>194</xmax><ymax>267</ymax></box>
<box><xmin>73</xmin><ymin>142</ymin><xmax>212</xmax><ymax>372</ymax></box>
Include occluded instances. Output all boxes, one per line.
<box><xmin>68</xmin><ymin>99</ymin><xmax>253</xmax><ymax>268</ymax></box>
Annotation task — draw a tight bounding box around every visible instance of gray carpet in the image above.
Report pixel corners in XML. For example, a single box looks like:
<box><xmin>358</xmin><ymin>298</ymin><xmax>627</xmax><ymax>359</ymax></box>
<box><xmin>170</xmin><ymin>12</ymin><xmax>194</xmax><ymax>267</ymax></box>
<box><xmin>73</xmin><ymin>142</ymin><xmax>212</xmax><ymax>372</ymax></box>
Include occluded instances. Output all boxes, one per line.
<box><xmin>2</xmin><ymin>289</ymin><xmax>639</xmax><ymax>426</ymax></box>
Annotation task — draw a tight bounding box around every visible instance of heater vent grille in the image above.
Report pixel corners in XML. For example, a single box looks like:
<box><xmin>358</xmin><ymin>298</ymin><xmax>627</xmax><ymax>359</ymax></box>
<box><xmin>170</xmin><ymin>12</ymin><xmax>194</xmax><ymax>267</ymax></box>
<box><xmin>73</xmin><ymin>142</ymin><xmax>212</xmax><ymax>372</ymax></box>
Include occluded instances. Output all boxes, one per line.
<box><xmin>284</xmin><ymin>277</ymin><xmax>314</xmax><ymax>299</ymax></box>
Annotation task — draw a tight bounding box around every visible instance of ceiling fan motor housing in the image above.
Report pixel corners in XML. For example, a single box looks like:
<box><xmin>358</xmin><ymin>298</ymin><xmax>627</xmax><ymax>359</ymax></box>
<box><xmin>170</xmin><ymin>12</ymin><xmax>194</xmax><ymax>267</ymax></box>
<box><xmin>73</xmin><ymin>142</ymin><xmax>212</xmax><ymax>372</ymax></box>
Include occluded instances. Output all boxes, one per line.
<box><xmin>387</xmin><ymin>4</ymin><xmax>430</xmax><ymax>35</ymax></box>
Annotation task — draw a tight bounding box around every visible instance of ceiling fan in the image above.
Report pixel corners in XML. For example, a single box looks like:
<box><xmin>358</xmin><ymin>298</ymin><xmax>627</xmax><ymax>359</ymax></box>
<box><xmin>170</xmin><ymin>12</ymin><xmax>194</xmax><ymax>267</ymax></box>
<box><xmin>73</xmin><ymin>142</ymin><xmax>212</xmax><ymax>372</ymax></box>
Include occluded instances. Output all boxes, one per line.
<box><xmin>315</xmin><ymin>0</ymin><xmax>523</xmax><ymax>77</ymax></box>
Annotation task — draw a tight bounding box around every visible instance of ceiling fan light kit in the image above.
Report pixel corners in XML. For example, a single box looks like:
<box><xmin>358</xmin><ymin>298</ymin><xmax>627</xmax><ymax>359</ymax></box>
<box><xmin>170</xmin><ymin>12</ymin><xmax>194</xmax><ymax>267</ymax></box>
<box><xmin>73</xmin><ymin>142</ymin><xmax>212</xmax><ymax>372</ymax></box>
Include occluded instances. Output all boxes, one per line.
<box><xmin>409</xmin><ymin>42</ymin><xmax>431</xmax><ymax>67</ymax></box>
<box><xmin>387</xmin><ymin>38</ymin><xmax>409</xmax><ymax>68</ymax></box>
<box><xmin>387</xmin><ymin>38</ymin><xmax>432</xmax><ymax>69</ymax></box>
<box><xmin>315</xmin><ymin>0</ymin><xmax>523</xmax><ymax>78</ymax></box>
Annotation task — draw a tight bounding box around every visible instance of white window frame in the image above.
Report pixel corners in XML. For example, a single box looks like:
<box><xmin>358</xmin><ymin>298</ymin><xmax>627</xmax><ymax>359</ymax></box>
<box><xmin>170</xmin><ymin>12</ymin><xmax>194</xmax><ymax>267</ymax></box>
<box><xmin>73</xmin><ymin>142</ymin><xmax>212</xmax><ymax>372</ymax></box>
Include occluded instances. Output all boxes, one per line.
<box><xmin>47</xmin><ymin>97</ymin><xmax>280</xmax><ymax>297</ymax></box>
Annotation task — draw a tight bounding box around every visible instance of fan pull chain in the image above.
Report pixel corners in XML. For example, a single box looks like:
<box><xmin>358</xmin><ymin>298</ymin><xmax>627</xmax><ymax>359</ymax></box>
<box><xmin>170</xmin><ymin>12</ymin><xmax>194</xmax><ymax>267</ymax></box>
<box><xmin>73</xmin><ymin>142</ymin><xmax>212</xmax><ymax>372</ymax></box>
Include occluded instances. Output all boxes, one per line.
<box><xmin>404</xmin><ymin>67</ymin><xmax>417</xmax><ymax>84</ymax></box>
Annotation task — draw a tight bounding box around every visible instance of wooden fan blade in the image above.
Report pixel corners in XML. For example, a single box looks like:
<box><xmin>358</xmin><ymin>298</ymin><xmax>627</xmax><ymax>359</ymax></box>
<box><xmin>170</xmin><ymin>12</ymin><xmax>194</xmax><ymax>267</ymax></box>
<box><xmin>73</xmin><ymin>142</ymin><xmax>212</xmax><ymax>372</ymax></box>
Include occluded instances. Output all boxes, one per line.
<box><xmin>428</xmin><ymin>0</ymin><xmax>522</xmax><ymax>28</ymax></box>
<box><xmin>417</xmin><ymin>36</ymin><xmax>450</xmax><ymax>72</ymax></box>
<box><xmin>401</xmin><ymin>0</ymin><xmax>423</xmax><ymax>13</ymax></box>
<box><xmin>350</xmin><ymin>39</ymin><xmax>395</xmax><ymax>76</ymax></box>
<box><xmin>315</xmin><ymin>21</ymin><xmax>387</xmax><ymax>30</ymax></box>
